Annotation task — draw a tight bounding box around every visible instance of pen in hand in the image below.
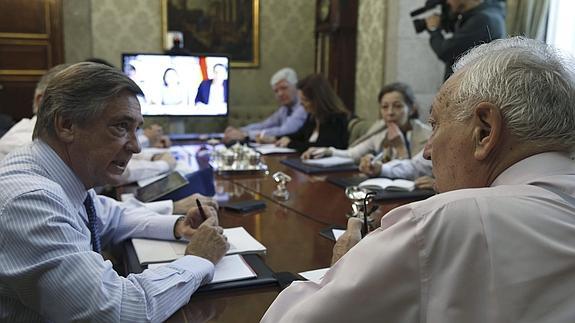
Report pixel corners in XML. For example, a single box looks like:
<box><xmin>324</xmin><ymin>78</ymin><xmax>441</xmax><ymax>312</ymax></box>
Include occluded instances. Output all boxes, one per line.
<box><xmin>370</xmin><ymin>152</ymin><xmax>385</xmax><ymax>166</ymax></box>
<box><xmin>196</xmin><ymin>199</ymin><xmax>208</xmax><ymax>222</ymax></box>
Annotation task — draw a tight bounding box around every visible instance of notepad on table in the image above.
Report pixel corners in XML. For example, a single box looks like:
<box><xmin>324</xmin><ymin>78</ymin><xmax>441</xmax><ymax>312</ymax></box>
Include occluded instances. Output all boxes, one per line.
<box><xmin>254</xmin><ymin>144</ymin><xmax>297</xmax><ymax>155</ymax></box>
<box><xmin>132</xmin><ymin>227</ymin><xmax>266</xmax><ymax>265</ymax></box>
<box><xmin>359</xmin><ymin>178</ymin><xmax>415</xmax><ymax>192</ymax></box>
<box><xmin>148</xmin><ymin>254</ymin><xmax>256</xmax><ymax>284</ymax></box>
<box><xmin>301</xmin><ymin>156</ymin><xmax>355</xmax><ymax>168</ymax></box>
<box><xmin>299</xmin><ymin>268</ymin><xmax>330</xmax><ymax>284</ymax></box>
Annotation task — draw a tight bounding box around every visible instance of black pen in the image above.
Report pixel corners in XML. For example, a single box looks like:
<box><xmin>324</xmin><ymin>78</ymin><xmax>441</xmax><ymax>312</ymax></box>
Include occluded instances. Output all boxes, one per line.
<box><xmin>196</xmin><ymin>199</ymin><xmax>208</xmax><ymax>221</ymax></box>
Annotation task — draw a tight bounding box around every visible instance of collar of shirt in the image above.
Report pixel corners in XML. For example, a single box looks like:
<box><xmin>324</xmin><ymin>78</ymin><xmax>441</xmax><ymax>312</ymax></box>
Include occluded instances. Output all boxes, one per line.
<box><xmin>32</xmin><ymin>140</ymin><xmax>88</xmax><ymax>215</ymax></box>
<box><xmin>491</xmin><ymin>152</ymin><xmax>575</xmax><ymax>187</ymax></box>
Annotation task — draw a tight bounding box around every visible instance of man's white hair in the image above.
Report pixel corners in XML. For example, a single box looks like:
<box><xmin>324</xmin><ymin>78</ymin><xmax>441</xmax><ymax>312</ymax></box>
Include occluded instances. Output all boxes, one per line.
<box><xmin>270</xmin><ymin>67</ymin><xmax>298</xmax><ymax>87</ymax></box>
<box><xmin>451</xmin><ymin>36</ymin><xmax>575</xmax><ymax>151</ymax></box>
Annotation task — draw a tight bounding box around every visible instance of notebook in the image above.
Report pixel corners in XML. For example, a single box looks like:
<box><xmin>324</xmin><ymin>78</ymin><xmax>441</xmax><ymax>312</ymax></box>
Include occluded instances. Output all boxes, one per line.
<box><xmin>148</xmin><ymin>254</ymin><xmax>256</xmax><ymax>284</ymax></box>
<box><xmin>253</xmin><ymin>144</ymin><xmax>297</xmax><ymax>155</ymax></box>
<box><xmin>302</xmin><ymin>156</ymin><xmax>355</xmax><ymax>168</ymax></box>
<box><xmin>132</xmin><ymin>227</ymin><xmax>267</xmax><ymax>265</ymax></box>
<box><xmin>327</xmin><ymin>175</ymin><xmax>436</xmax><ymax>201</ymax></box>
<box><xmin>359</xmin><ymin>178</ymin><xmax>415</xmax><ymax>192</ymax></box>
<box><xmin>281</xmin><ymin>158</ymin><xmax>358</xmax><ymax>174</ymax></box>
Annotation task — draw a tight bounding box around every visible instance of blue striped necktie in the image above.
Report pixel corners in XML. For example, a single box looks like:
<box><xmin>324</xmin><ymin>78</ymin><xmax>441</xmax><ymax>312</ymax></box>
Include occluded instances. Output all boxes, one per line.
<box><xmin>83</xmin><ymin>195</ymin><xmax>102</xmax><ymax>253</ymax></box>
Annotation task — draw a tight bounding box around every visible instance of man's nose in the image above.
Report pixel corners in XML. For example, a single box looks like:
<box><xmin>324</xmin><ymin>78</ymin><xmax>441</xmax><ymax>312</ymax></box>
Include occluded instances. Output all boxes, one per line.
<box><xmin>126</xmin><ymin>131</ymin><xmax>142</xmax><ymax>154</ymax></box>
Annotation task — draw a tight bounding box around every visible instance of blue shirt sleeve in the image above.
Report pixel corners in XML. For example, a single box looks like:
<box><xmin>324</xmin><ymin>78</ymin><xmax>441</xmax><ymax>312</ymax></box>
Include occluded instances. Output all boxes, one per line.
<box><xmin>242</xmin><ymin>104</ymin><xmax>308</xmax><ymax>139</ymax></box>
<box><xmin>0</xmin><ymin>189</ymin><xmax>214</xmax><ymax>322</ymax></box>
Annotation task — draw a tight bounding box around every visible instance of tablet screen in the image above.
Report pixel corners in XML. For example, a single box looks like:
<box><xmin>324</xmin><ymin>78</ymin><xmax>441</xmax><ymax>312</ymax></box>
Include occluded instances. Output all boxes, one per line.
<box><xmin>136</xmin><ymin>172</ymin><xmax>189</xmax><ymax>202</ymax></box>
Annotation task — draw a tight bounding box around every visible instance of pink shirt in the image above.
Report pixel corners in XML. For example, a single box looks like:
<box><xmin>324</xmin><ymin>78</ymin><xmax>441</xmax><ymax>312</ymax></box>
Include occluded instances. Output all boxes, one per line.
<box><xmin>262</xmin><ymin>152</ymin><xmax>575</xmax><ymax>323</ymax></box>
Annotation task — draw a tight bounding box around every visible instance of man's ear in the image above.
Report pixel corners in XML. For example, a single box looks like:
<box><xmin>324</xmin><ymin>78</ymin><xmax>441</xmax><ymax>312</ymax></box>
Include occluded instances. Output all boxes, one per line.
<box><xmin>472</xmin><ymin>102</ymin><xmax>502</xmax><ymax>161</ymax></box>
<box><xmin>32</xmin><ymin>92</ymin><xmax>43</xmax><ymax>114</ymax></box>
<box><xmin>53</xmin><ymin>114</ymin><xmax>75</xmax><ymax>144</ymax></box>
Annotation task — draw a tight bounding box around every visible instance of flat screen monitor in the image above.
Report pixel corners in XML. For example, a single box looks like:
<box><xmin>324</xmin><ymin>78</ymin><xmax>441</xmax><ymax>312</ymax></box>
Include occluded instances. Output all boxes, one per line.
<box><xmin>122</xmin><ymin>53</ymin><xmax>229</xmax><ymax>117</ymax></box>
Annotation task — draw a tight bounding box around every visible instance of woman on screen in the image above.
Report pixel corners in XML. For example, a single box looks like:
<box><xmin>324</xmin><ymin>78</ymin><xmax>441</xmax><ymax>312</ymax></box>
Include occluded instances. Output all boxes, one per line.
<box><xmin>195</xmin><ymin>63</ymin><xmax>229</xmax><ymax>107</ymax></box>
<box><xmin>161</xmin><ymin>67</ymin><xmax>187</xmax><ymax>105</ymax></box>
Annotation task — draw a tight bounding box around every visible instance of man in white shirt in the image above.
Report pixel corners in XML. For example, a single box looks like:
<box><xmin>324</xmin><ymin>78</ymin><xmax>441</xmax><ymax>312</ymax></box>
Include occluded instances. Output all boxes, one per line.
<box><xmin>223</xmin><ymin>67</ymin><xmax>307</xmax><ymax>143</ymax></box>
<box><xmin>262</xmin><ymin>37</ymin><xmax>575</xmax><ymax>322</ymax></box>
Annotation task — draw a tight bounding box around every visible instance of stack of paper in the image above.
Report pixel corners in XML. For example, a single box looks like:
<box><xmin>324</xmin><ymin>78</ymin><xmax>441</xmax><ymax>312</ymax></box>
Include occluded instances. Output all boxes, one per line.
<box><xmin>302</xmin><ymin>156</ymin><xmax>355</xmax><ymax>168</ymax></box>
<box><xmin>132</xmin><ymin>227</ymin><xmax>267</xmax><ymax>265</ymax></box>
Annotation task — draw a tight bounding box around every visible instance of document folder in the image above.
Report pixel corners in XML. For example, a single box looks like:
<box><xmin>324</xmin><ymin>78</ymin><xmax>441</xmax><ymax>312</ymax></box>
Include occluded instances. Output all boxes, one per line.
<box><xmin>281</xmin><ymin>158</ymin><xmax>358</xmax><ymax>174</ymax></box>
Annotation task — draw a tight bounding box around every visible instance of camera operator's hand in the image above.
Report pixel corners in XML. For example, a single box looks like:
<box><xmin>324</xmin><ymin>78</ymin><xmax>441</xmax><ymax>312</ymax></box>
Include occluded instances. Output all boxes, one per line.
<box><xmin>425</xmin><ymin>14</ymin><xmax>441</xmax><ymax>31</ymax></box>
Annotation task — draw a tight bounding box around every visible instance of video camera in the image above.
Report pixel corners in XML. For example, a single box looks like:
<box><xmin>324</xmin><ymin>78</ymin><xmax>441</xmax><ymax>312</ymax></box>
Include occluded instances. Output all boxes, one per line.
<box><xmin>410</xmin><ymin>0</ymin><xmax>456</xmax><ymax>34</ymax></box>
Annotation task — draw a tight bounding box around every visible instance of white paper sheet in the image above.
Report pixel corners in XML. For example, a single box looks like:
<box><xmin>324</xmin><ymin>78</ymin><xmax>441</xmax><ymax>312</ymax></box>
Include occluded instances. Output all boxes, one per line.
<box><xmin>148</xmin><ymin>254</ymin><xmax>256</xmax><ymax>284</ymax></box>
<box><xmin>132</xmin><ymin>227</ymin><xmax>266</xmax><ymax>265</ymax></box>
<box><xmin>254</xmin><ymin>144</ymin><xmax>297</xmax><ymax>155</ymax></box>
<box><xmin>299</xmin><ymin>268</ymin><xmax>330</xmax><ymax>284</ymax></box>
<box><xmin>302</xmin><ymin>156</ymin><xmax>355</xmax><ymax>168</ymax></box>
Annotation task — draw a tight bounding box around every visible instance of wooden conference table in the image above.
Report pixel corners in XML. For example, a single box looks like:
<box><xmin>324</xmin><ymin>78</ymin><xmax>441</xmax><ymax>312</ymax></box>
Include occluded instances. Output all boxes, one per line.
<box><xmin>125</xmin><ymin>150</ymin><xmax>424</xmax><ymax>323</ymax></box>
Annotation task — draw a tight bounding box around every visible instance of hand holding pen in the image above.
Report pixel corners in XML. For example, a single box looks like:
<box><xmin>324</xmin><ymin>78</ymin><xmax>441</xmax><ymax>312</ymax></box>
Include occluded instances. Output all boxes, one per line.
<box><xmin>184</xmin><ymin>199</ymin><xmax>228</xmax><ymax>265</ymax></box>
<box><xmin>194</xmin><ymin>199</ymin><xmax>219</xmax><ymax>227</ymax></box>
<box><xmin>358</xmin><ymin>152</ymin><xmax>385</xmax><ymax>177</ymax></box>
<box><xmin>175</xmin><ymin>199</ymin><xmax>221</xmax><ymax>240</ymax></box>
<box><xmin>370</xmin><ymin>151</ymin><xmax>385</xmax><ymax>165</ymax></box>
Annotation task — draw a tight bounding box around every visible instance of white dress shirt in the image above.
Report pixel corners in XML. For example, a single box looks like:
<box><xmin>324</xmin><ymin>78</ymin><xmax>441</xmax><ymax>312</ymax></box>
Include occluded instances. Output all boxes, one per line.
<box><xmin>0</xmin><ymin>141</ymin><xmax>214</xmax><ymax>322</ymax></box>
<box><xmin>262</xmin><ymin>152</ymin><xmax>575</xmax><ymax>323</ymax></box>
<box><xmin>0</xmin><ymin>116</ymin><xmax>36</xmax><ymax>160</ymax></box>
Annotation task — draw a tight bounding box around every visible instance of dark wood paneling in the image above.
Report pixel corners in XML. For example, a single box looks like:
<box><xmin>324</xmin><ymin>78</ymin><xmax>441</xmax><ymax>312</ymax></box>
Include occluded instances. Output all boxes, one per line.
<box><xmin>0</xmin><ymin>78</ymin><xmax>36</xmax><ymax>119</ymax></box>
<box><xmin>315</xmin><ymin>0</ymin><xmax>358</xmax><ymax>112</ymax></box>
<box><xmin>0</xmin><ymin>0</ymin><xmax>48</xmax><ymax>35</ymax></box>
<box><xmin>0</xmin><ymin>0</ymin><xmax>63</xmax><ymax>121</ymax></box>
<box><xmin>0</xmin><ymin>41</ymin><xmax>51</xmax><ymax>70</ymax></box>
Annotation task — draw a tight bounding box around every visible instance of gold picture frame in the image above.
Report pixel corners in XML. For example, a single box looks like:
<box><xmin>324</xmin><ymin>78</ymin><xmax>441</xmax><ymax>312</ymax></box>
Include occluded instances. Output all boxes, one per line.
<box><xmin>162</xmin><ymin>0</ymin><xmax>260</xmax><ymax>68</ymax></box>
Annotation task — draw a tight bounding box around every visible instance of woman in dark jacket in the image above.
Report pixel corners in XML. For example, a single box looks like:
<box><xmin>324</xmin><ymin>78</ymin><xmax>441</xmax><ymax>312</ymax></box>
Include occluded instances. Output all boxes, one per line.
<box><xmin>275</xmin><ymin>74</ymin><xmax>350</xmax><ymax>152</ymax></box>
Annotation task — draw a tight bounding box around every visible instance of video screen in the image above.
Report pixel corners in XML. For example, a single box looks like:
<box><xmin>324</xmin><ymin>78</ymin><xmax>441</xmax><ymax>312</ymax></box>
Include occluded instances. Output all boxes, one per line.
<box><xmin>122</xmin><ymin>53</ymin><xmax>229</xmax><ymax>116</ymax></box>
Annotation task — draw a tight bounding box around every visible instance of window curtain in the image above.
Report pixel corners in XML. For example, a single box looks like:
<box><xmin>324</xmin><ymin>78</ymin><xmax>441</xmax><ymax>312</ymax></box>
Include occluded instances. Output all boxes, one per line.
<box><xmin>506</xmin><ymin>0</ymin><xmax>550</xmax><ymax>41</ymax></box>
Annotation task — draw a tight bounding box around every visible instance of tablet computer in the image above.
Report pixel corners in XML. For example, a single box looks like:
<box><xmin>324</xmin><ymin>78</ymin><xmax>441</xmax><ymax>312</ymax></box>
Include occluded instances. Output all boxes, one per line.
<box><xmin>136</xmin><ymin>172</ymin><xmax>189</xmax><ymax>202</ymax></box>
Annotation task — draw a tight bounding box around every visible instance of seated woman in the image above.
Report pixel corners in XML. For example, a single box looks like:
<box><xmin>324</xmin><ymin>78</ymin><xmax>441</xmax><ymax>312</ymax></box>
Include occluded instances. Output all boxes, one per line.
<box><xmin>302</xmin><ymin>82</ymin><xmax>431</xmax><ymax>156</ymax></box>
<box><xmin>302</xmin><ymin>82</ymin><xmax>430</xmax><ymax>161</ymax></box>
<box><xmin>275</xmin><ymin>74</ymin><xmax>350</xmax><ymax>152</ymax></box>
<box><xmin>302</xmin><ymin>82</ymin><xmax>434</xmax><ymax>188</ymax></box>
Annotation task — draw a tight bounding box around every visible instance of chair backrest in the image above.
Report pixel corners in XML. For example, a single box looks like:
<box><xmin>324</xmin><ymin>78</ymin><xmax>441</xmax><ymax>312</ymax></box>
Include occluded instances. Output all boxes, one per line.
<box><xmin>347</xmin><ymin>117</ymin><xmax>374</xmax><ymax>146</ymax></box>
